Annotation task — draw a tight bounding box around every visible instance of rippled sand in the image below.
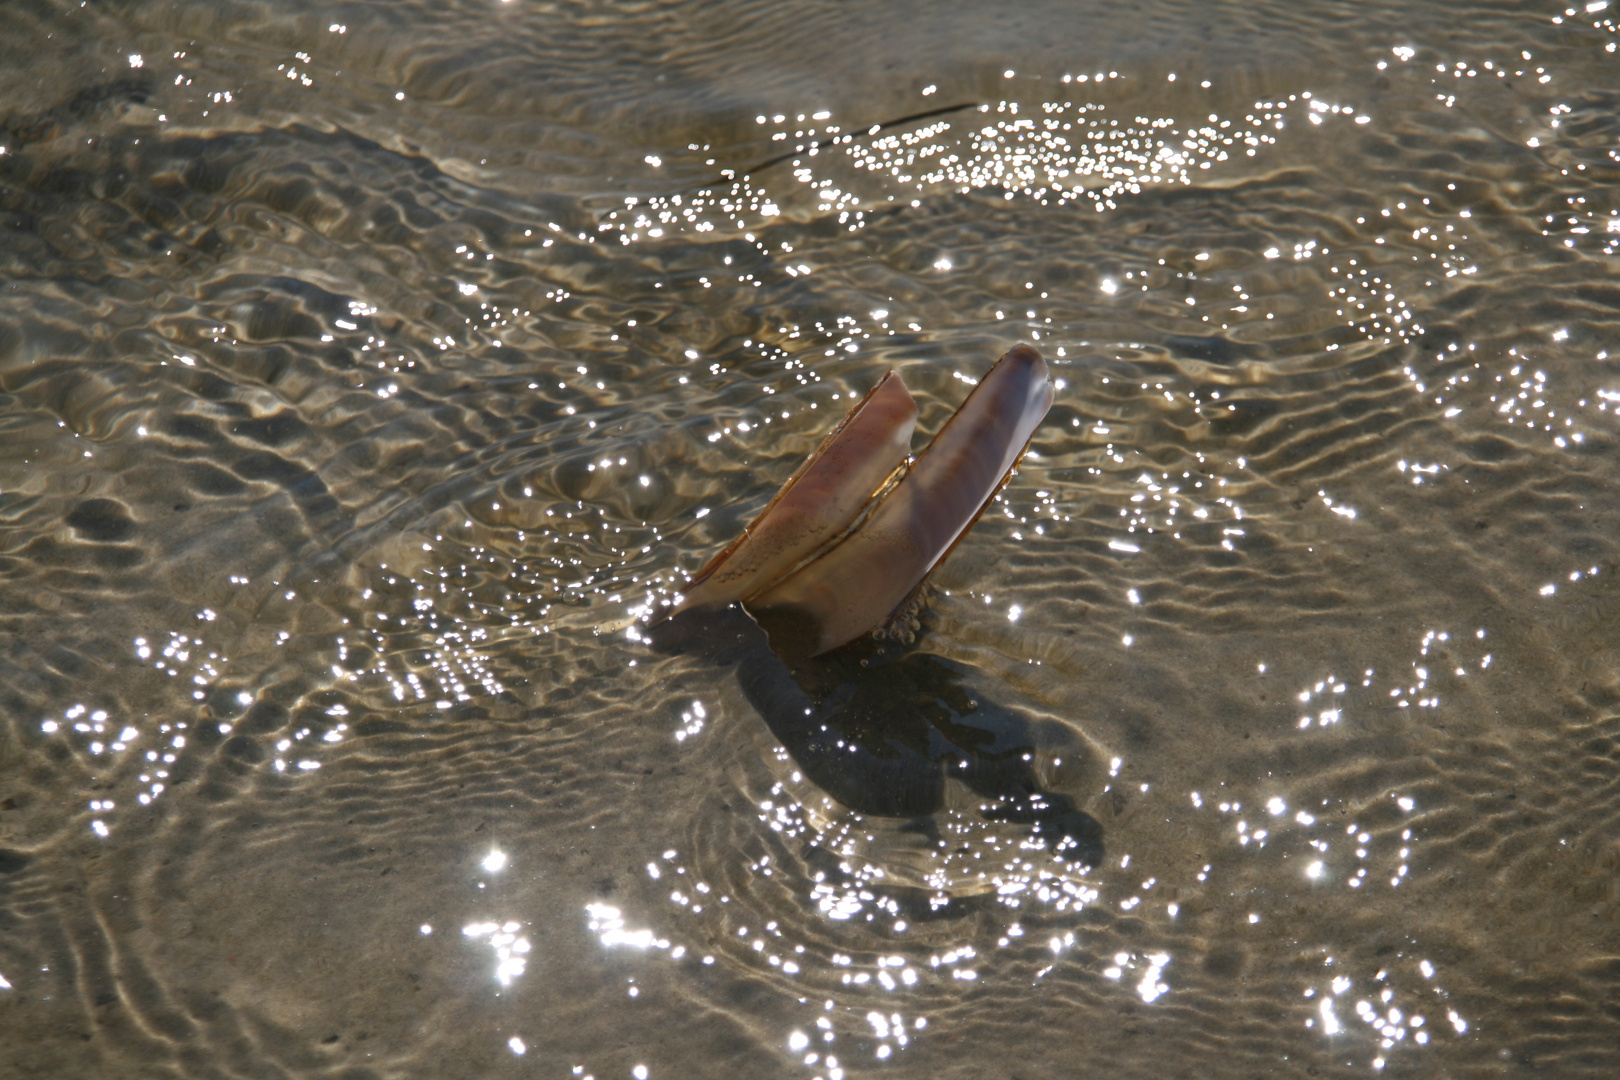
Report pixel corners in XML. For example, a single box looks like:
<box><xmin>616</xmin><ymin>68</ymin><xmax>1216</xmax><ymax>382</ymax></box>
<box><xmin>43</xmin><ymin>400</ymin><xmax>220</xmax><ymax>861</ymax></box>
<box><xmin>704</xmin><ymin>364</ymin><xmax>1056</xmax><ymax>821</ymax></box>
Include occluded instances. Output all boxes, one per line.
<box><xmin>2</xmin><ymin>1</ymin><xmax>1619</xmax><ymax>1077</ymax></box>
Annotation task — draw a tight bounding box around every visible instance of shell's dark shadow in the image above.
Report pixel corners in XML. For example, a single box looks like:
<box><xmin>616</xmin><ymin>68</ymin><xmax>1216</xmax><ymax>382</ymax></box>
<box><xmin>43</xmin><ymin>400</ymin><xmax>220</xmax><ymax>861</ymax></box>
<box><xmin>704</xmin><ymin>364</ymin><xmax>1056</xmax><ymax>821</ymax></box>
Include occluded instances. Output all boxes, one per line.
<box><xmin>645</xmin><ymin>604</ymin><xmax>1104</xmax><ymax>868</ymax></box>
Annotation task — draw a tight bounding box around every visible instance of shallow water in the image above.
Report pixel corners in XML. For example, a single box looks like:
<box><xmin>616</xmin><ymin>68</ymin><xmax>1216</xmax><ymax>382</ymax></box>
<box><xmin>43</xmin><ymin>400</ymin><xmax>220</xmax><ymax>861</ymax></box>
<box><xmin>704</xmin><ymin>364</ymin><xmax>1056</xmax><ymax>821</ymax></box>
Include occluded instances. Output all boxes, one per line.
<box><xmin>3</xmin><ymin>0</ymin><xmax>1619</xmax><ymax>1076</ymax></box>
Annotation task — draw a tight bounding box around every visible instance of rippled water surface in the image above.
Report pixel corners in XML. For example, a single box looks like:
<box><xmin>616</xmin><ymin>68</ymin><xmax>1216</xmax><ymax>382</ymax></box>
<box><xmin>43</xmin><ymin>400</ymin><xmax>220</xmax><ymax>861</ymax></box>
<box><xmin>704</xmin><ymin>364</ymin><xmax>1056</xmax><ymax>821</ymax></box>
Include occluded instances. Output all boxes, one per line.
<box><xmin>4</xmin><ymin>0</ymin><xmax>1620</xmax><ymax>1076</ymax></box>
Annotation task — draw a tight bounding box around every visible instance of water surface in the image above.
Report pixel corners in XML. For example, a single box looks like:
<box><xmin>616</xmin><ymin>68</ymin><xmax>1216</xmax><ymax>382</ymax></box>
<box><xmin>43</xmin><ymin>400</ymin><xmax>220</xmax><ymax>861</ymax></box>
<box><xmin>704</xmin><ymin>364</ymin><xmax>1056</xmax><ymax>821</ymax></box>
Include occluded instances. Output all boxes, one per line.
<box><xmin>3</xmin><ymin>1</ymin><xmax>1619</xmax><ymax>1077</ymax></box>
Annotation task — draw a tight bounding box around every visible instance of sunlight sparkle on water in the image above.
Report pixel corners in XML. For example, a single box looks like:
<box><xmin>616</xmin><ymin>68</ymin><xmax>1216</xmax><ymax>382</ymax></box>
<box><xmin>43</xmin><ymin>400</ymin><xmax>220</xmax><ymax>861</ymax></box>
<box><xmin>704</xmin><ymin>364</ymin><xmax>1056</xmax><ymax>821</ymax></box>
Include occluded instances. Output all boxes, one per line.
<box><xmin>586</xmin><ymin>904</ymin><xmax>669</xmax><ymax>951</ymax></box>
<box><xmin>463</xmin><ymin>921</ymin><xmax>531</xmax><ymax>986</ymax></box>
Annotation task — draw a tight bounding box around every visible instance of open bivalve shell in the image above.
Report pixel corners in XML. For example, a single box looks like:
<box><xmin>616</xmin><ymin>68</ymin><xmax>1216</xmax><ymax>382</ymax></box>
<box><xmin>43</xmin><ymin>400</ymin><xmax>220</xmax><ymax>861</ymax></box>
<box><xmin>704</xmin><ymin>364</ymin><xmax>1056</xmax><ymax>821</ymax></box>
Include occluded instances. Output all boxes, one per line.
<box><xmin>667</xmin><ymin>344</ymin><xmax>1054</xmax><ymax>657</ymax></box>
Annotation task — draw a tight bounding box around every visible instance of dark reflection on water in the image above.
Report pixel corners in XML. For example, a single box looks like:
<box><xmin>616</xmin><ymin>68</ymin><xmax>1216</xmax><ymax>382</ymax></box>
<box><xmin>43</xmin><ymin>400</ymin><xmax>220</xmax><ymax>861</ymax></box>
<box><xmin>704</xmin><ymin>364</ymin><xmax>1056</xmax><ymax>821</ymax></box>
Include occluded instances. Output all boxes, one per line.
<box><xmin>648</xmin><ymin>604</ymin><xmax>1105</xmax><ymax>863</ymax></box>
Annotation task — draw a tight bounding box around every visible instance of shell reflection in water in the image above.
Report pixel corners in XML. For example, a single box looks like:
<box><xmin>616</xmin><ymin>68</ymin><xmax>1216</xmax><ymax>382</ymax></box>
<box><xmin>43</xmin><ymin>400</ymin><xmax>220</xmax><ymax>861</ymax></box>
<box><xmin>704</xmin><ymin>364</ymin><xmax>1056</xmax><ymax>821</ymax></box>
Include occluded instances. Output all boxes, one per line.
<box><xmin>646</xmin><ymin>603</ymin><xmax>1106</xmax><ymax>872</ymax></box>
